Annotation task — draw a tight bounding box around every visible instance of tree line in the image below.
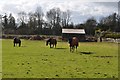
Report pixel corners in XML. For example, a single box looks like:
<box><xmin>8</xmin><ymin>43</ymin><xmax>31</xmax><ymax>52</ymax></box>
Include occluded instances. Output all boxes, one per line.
<box><xmin>1</xmin><ymin>6</ymin><xmax>120</xmax><ymax>36</ymax></box>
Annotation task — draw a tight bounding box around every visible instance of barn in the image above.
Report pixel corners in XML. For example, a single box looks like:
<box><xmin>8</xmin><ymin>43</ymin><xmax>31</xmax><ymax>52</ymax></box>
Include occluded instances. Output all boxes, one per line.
<box><xmin>62</xmin><ymin>29</ymin><xmax>86</xmax><ymax>41</ymax></box>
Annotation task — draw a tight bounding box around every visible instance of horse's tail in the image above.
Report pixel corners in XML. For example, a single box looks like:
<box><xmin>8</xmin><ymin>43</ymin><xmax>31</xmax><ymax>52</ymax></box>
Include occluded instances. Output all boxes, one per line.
<box><xmin>55</xmin><ymin>39</ymin><xmax>57</xmax><ymax>44</ymax></box>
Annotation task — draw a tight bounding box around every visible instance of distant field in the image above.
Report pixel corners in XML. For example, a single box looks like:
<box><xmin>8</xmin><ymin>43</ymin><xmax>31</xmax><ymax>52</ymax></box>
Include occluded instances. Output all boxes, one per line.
<box><xmin>2</xmin><ymin>39</ymin><xmax>118</xmax><ymax>78</ymax></box>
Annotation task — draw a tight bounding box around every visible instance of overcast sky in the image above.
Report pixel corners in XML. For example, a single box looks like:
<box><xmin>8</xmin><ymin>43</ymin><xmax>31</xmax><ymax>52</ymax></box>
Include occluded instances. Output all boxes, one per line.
<box><xmin>0</xmin><ymin>0</ymin><xmax>119</xmax><ymax>24</ymax></box>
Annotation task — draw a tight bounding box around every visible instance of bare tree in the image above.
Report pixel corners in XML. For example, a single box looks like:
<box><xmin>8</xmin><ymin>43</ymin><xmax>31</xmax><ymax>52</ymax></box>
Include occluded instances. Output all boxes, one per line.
<box><xmin>0</xmin><ymin>14</ymin><xmax>3</xmax><ymax>35</ymax></box>
<box><xmin>28</xmin><ymin>12</ymin><xmax>37</xmax><ymax>34</ymax></box>
<box><xmin>34</xmin><ymin>6</ymin><xmax>44</xmax><ymax>34</ymax></box>
<box><xmin>18</xmin><ymin>11</ymin><xmax>27</xmax><ymax>24</ymax></box>
<box><xmin>61</xmin><ymin>10</ymin><xmax>71</xmax><ymax>28</ymax></box>
<box><xmin>8</xmin><ymin>13</ymin><xmax>16</xmax><ymax>29</ymax></box>
<box><xmin>99</xmin><ymin>13</ymin><xmax>119</xmax><ymax>32</ymax></box>
<box><xmin>17</xmin><ymin>11</ymin><xmax>28</xmax><ymax>34</ymax></box>
<box><xmin>46</xmin><ymin>8</ymin><xmax>62</xmax><ymax>35</ymax></box>
<box><xmin>46</xmin><ymin>8</ymin><xmax>57</xmax><ymax>28</ymax></box>
<box><xmin>84</xmin><ymin>17</ymin><xmax>97</xmax><ymax>36</ymax></box>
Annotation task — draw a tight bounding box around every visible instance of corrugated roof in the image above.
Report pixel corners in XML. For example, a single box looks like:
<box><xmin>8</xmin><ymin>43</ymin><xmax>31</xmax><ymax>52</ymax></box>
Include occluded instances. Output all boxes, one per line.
<box><xmin>62</xmin><ymin>29</ymin><xmax>85</xmax><ymax>34</ymax></box>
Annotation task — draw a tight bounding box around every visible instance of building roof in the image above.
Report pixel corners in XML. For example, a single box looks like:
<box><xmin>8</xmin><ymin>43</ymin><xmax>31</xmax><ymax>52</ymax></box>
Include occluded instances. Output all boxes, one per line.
<box><xmin>62</xmin><ymin>29</ymin><xmax>85</xmax><ymax>34</ymax></box>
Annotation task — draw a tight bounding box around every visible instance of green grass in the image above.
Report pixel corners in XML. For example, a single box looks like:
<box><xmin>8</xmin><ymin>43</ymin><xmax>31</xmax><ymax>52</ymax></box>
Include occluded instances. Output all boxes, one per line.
<box><xmin>0</xmin><ymin>39</ymin><xmax>2</xmax><ymax>79</ymax></box>
<box><xmin>2</xmin><ymin>39</ymin><xmax>118</xmax><ymax>78</ymax></box>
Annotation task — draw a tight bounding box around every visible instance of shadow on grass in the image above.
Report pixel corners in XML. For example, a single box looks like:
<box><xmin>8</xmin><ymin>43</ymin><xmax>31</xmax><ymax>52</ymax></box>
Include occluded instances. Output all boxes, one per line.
<box><xmin>79</xmin><ymin>51</ymin><xmax>95</xmax><ymax>55</ymax></box>
<box><xmin>21</xmin><ymin>46</ymin><xmax>27</xmax><ymax>47</ymax></box>
<box><xmin>13</xmin><ymin>46</ymin><xmax>27</xmax><ymax>47</ymax></box>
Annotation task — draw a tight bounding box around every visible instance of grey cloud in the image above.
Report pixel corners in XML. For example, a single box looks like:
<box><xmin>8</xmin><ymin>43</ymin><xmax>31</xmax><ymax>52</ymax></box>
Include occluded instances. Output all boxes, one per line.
<box><xmin>94</xmin><ymin>2</ymin><xmax>118</xmax><ymax>8</ymax></box>
<box><xmin>118</xmin><ymin>1</ymin><xmax>120</xmax><ymax>15</ymax></box>
<box><xmin>2</xmin><ymin>3</ymin><xmax>21</xmax><ymax>14</ymax></box>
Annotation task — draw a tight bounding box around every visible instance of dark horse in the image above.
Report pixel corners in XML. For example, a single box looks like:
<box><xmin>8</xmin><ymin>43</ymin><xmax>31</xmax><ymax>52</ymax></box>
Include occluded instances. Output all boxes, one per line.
<box><xmin>13</xmin><ymin>37</ymin><xmax>21</xmax><ymax>47</ymax></box>
<box><xmin>46</xmin><ymin>38</ymin><xmax>57</xmax><ymax>48</ymax></box>
<box><xmin>68</xmin><ymin>37</ymin><xmax>79</xmax><ymax>52</ymax></box>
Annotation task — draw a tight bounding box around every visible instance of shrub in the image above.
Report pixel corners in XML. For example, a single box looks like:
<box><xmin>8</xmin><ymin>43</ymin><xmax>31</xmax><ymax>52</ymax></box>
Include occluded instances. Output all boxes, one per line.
<box><xmin>104</xmin><ymin>33</ymin><xmax>120</xmax><ymax>39</ymax></box>
<box><xmin>29</xmin><ymin>35</ymin><xmax>43</xmax><ymax>40</ymax></box>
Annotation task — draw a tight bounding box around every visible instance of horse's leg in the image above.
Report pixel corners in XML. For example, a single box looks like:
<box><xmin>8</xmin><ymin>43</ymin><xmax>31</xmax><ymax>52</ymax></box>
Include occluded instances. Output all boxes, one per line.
<box><xmin>70</xmin><ymin>45</ymin><xmax>72</xmax><ymax>52</ymax></box>
<box><xmin>70</xmin><ymin>46</ymin><xmax>71</xmax><ymax>52</ymax></box>
<box><xmin>72</xmin><ymin>46</ymin><xmax>75</xmax><ymax>52</ymax></box>
<box><xmin>70</xmin><ymin>46</ymin><xmax>74</xmax><ymax>53</ymax></box>
<box><xmin>71</xmin><ymin>47</ymin><xmax>73</xmax><ymax>52</ymax></box>
<box><xmin>19</xmin><ymin>42</ymin><xmax>21</xmax><ymax>47</ymax></box>
<box><xmin>70</xmin><ymin>47</ymin><xmax>72</xmax><ymax>52</ymax></box>
<box><xmin>76</xmin><ymin>46</ymin><xmax>77</xmax><ymax>52</ymax></box>
<box><xmin>53</xmin><ymin>44</ymin><xmax>54</xmax><ymax>48</ymax></box>
<box><xmin>54</xmin><ymin>44</ymin><xmax>56</xmax><ymax>48</ymax></box>
<box><xmin>14</xmin><ymin>43</ymin><xmax>15</xmax><ymax>47</ymax></box>
<box><xmin>50</xmin><ymin>44</ymin><xmax>52</xmax><ymax>48</ymax></box>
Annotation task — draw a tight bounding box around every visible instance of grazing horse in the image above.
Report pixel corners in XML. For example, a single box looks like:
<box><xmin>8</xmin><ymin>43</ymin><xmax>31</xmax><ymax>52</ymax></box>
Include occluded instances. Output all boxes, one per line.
<box><xmin>69</xmin><ymin>37</ymin><xmax>79</xmax><ymax>52</ymax></box>
<box><xmin>13</xmin><ymin>37</ymin><xmax>21</xmax><ymax>47</ymax></box>
<box><xmin>46</xmin><ymin>38</ymin><xmax>57</xmax><ymax>48</ymax></box>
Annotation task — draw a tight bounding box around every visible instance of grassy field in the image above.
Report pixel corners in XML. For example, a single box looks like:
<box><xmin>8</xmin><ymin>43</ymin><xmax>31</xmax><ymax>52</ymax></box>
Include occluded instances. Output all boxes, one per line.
<box><xmin>2</xmin><ymin>39</ymin><xmax>118</xmax><ymax>78</ymax></box>
<box><xmin>0</xmin><ymin>39</ymin><xmax>2</xmax><ymax>79</ymax></box>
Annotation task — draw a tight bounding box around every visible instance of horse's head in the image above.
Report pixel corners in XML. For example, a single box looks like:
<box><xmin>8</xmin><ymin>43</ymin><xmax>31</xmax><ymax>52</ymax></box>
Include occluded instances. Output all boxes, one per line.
<box><xmin>46</xmin><ymin>39</ymin><xmax>50</xmax><ymax>46</ymax></box>
<box><xmin>13</xmin><ymin>37</ymin><xmax>17</xmax><ymax>42</ymax></box>
<box><xmin>14</xmin><ymin>37</ymin><xmax>16</xmax><ymax>39</ymax></box>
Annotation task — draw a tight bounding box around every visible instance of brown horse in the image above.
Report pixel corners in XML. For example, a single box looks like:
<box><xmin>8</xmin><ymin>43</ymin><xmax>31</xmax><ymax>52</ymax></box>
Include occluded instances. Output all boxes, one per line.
<box><xmin>46</xmin><ymin>38</ymin><xmax>57</xmax><ymax>48</ymax></box>
<box><xmin>69</xmin><ymin>37</ymin><xmax>79</xmax><ymax>52</ymax></box>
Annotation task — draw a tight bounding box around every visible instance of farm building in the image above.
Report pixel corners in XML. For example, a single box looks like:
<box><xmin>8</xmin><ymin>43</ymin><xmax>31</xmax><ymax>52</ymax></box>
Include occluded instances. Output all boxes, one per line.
<box><xmin>62</xmin><ymin>29</ymin><xmax>86</xmax><ymax>41</ymax></box>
